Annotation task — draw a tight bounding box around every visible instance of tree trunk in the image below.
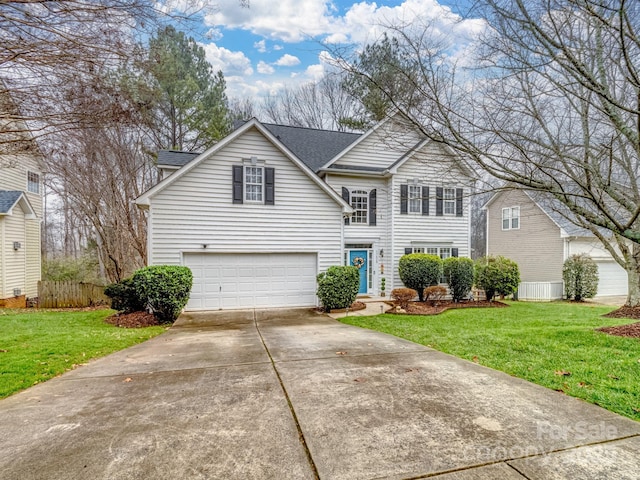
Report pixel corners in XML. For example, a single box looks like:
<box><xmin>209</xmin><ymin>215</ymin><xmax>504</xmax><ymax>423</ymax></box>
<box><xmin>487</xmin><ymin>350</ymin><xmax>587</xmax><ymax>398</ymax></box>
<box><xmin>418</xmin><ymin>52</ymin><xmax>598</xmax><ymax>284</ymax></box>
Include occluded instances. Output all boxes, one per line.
<box><xmin>626</xmin><ymin>244</ymin><xmax>640</xmax><ymax>307</ymax></box>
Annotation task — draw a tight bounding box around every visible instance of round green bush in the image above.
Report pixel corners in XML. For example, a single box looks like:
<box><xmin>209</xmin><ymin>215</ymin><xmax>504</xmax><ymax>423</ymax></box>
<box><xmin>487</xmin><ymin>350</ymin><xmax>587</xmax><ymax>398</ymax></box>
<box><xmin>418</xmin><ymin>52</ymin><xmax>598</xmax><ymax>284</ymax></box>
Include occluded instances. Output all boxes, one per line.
<box><xmin>131</xmin><ymin>265</ymin><xmax>193</xmax><ymax>323</ymax></box>
<box><xmin>563</xmin><ymin>254</ymin><xmax>599</xmax><ymax>301</ymax></box>
<box><xmin>443</xmin><ymin>257</ymin><xmax>474</xmax><ymax>302</ymax></box>
<box><xmin>104</xmin><ymin>277</ymin><xmax>145</xmax><ymax>313</ymax></box>
<box><xmin>398</xmin><ymin>253</ymin><xmax>443</xmax><ymax>301</ymax></box>
<box><xmin>475</xmin><ymin>256</ymin><xmax>520</xmax><ymax>301</ymax></box>
<box><xmin>316</xmin><ymin>266</ymin><xmax>360</xmax><ymax>312</ymax></box>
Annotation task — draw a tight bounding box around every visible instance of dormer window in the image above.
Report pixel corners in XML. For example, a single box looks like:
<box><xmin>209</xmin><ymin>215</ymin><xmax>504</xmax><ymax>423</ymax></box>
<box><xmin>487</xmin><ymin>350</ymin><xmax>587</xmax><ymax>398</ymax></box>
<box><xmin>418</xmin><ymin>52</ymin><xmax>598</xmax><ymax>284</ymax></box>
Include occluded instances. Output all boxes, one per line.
<box><xmin>27</xmin><ymin>171</ymin><xmax>40</xmax><ymax>194</ymax></box>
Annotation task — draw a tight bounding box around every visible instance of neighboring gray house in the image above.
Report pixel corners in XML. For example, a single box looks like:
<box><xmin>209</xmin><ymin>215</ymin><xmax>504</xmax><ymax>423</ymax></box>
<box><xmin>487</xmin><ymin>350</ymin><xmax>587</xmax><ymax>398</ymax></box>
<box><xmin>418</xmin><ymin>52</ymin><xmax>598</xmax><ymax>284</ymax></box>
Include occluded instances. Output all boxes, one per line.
<box><xmin>484</xmin><ymin>189</ymin><xmax>628</xmax><ymax>300</ymax></box>
<box><xmin>137</xmin><ymin>116</ymin><xmax>474</xmax><ymax>310</ymax></box>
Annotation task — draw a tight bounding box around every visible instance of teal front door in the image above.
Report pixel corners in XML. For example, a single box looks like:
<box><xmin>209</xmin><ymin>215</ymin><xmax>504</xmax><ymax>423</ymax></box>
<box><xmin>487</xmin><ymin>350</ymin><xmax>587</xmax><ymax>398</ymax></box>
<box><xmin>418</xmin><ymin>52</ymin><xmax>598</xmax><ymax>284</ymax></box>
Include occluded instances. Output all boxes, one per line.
<box><xmin>349</xmin><ymin>250</ymin><xmax>368</xmax><ymax>294</ymax></box>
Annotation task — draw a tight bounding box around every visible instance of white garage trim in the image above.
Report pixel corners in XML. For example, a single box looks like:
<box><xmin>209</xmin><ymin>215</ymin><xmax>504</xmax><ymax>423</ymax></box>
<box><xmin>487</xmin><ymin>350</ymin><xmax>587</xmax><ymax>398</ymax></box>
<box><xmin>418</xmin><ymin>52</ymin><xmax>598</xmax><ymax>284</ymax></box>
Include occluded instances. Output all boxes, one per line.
<box><xmin>183</xmin><ymin>252</ymin><xmax>318</xmax><ymax>310</ymax></box>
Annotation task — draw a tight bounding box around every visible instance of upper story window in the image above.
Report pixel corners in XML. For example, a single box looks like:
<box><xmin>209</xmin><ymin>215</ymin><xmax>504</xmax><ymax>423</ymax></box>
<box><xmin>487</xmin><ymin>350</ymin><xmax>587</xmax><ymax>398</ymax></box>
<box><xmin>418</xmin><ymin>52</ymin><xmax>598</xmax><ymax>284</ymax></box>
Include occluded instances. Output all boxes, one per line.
<box><xmin>502</xmin><ymin>206</ymin><xmax>520</xmax><ymax>230</ymax></box>
<box><xmin>27</xmin><ymin>171</ymin><xmax>40</xmax><ymax>194</ymax></box>
<box><xmin>408</xmin><ymin>185</ymin><xmax>421</xmax><ymax>213</ymax></box>
<box><xmin>244</xmin><ymin>166</ymin><xmax>264</xmax><ymax>203</ymax></box>
<box><xmin>443</xmin><ymin>188</ymin><xmax>456</xmax><ymax>215</ymax></box>
<box><xmin>351</xmin><ymin>190</ymin><xmax>368</xmax><ymax>224</ymax></box>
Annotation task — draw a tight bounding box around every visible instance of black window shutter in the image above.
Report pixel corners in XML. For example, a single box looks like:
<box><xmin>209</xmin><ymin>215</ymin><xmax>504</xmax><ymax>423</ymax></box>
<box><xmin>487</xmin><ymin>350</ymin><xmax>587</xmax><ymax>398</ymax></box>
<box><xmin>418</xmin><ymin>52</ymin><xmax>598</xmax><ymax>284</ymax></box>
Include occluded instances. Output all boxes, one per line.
<box><xmin>369</xmin><ymin>189</ymin><xmax>377</xmax><ymax>226</ymax></box>
<box><xmin>404</xmin><ymin>247</ymin><xmax>413</xmax><ymax>255</ymax></box>
<box><xmin>436</xmin><ymin>187</ymin><xmax>443</xmax><ymax>216</ymax></box>
<box><xmin>400</xmin><ymin>184</ymin><xmax>408</xmax><ymax>214</ymax></box>
<box><xmin>456</xmin><ymin>188</ymin><xmax>463</xmax><ymax>217</ymax></box>
<box><xmin>422</xmin><ymin>186</ymin><xmax>429</xmax><ymax>216</ymax></box>
<box><xmin>342</xmin><ymin>187</ymin><xmax>350</xmax><ymax>225</ymax></box>
<box><xmin>452</xmin><ymin>248</ymin><xmax>459</xmax><ymax>257</ymax></box>
<box><xmin>232</xmin><ymin>165</ymin><xmax>243</xmax><ymax>204</ymax></box>
<box><xmin>265</xmin><ymin>167</ymin><xmax>275</xmax><ymax>205</ymax></box>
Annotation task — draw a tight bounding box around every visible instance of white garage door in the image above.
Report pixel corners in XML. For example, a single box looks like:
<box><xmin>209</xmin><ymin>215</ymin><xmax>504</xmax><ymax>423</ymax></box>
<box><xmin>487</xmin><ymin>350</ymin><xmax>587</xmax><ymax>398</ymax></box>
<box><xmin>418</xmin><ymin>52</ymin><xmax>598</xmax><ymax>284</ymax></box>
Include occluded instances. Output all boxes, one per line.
<box><xmin>596</xmin><ymin>261</ymin><xmax>628</xmax><ymax>297</ymax></box>
<box><xmin>183</xmin><ymin>252</ymin><xmax>318</xmax><ymax>310</ymax></box>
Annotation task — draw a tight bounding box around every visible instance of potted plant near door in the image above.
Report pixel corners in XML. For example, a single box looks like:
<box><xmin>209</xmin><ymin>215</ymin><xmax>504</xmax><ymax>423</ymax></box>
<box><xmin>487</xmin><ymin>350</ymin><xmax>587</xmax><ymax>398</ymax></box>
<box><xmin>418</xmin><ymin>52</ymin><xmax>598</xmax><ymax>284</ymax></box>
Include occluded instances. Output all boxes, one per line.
<box><xmin>380</xmin><ymin>277</ymin><xmax>386</xmax><ymax>297</ymax></box>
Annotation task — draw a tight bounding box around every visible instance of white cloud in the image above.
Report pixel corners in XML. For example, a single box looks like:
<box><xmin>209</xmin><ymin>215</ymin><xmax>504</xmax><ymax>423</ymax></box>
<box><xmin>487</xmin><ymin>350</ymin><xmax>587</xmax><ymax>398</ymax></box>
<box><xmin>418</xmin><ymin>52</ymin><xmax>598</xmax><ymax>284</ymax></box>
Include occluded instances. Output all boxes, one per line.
<box><xmin>254</xmin><ymin>39</ymin><xmax>267</xmax><ymax>53</ymax></box>
<box><xmin>274</xmin><ymin>54</ymin><xmax>301</xmax><ymax>67</ymax></box>
<box><xmin>204</xmin><ymin>28</ymin><xmax>223</xmax><ymax>41</ymax></box>
<box><xmin>201</xmin><ymin>43</ymin><xmax>253</xmax><ymax>77</ymax></box>
<box><xmin>257</xmin><ymin>60</ymin><xmax>275</xmax><ymax>75</ymax></box>
<box><xmin>273</xmin><ymin>44</ymin><xmax>283</xmax><ymax>51</ymax></box>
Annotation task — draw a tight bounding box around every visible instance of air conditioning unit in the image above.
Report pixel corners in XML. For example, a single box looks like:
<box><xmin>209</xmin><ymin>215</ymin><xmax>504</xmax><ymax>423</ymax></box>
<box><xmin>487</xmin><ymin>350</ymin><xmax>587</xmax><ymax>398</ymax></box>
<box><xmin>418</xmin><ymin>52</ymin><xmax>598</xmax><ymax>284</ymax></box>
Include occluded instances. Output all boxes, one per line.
<box><xmin>13</xmin><ymin>288</ymin><xmax>21</xmax><ymax>297</ymax></box>
<box><xmin>13</xmin><ymin>242</ymin><xmax>21</xmax><ymax>250</ymax></box>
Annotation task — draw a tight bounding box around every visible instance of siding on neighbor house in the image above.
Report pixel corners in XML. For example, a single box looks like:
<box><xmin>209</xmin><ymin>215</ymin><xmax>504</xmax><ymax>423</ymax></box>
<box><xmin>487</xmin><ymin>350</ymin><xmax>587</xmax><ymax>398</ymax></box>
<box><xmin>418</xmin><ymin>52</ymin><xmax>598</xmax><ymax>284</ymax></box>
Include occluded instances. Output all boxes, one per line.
<box><xmin>1</xmin><ymin>154</ymin><xmax>43</xmax><ymax>299</ymax></box>
<box><xmin>487</xmin><ymin>190</ymin><xmax>564</xmax><ymax>282</ymax></box>
<box><xmin>2</xmin><ymin>208</ymin><xmax>26</xmax><ymax>298</ymax></box>
<box><xmin>331</xmin><ymin>120</ymin><xmax>422</xmax><ymax>170</ymax></box>
<box><xmin>148</xmin><ymin>127</ymin><xmax>344</xmax><ymax>272</ymax></box>
<box><xmin>391</xmin><ymin>145</ymin><xmax>473</xmax><ymax>290</ymax></box>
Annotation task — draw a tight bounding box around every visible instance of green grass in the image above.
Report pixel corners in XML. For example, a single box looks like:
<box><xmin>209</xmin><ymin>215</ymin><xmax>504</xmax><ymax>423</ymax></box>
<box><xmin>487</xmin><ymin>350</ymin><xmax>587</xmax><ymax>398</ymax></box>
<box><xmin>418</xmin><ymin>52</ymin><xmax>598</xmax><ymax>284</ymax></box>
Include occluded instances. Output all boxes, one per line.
<box><xmin>0</xmin><ymin>309</ymin><xmax>166</xmax><ymax>399</ymax></box>
<box><xmin>341</xmin><ymin>301</ymin><xmax>640</xmax><ymax>421</ymax></box>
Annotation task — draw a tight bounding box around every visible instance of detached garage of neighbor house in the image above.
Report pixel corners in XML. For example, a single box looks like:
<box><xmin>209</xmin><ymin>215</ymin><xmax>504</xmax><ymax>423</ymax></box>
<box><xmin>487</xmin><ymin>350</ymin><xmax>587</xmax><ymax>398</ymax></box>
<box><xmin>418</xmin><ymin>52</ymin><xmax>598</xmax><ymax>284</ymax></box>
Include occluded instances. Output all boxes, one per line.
<box><xmin>135</xmin><ymin>119</ymin><xmax>352</xmax><ymax>310</ymax></box>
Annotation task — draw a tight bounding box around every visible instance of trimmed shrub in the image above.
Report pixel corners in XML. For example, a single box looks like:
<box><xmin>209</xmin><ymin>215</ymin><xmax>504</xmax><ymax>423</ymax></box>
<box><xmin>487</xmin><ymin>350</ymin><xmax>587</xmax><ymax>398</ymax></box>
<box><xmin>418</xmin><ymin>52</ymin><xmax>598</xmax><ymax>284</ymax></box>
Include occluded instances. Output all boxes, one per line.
<box><xmin>104</xmin><ymin>277</ymin><xmax>144</xmax><ymax>313</ymax></box>
<box><xmin>391</xmin><ymin>288</ymin><xmax>417</xmax><ymax>309</ymax></box>
<box><xmin>316</xmin><ymin>266</ymin><xmax>360</xmax><ymax>312</ymax></box>
<box><xmin>423</xmin><ymin>285</ymin><xmax>447</xmax><ymax>305</ymax></box>
<box><xmin>475</xmin><ymin>256</ymin><xmax>520</xmax><ymax>301</ymax></box>
<box><xmin>398</xmin><ymin>253</ymin><xmax>443</xmax><ymax>301</ymax></box>
<box><xmin>563</xmin><ymin>254</ymin><xmax>599</xmax><ymax>301</ymax></box>
<box><xmin>443</xmin><ymin>257</ymin><xmax>475</xmax><ymax>302</ymax></box>
<box><xmin>131</xmin><ymin>265</ymin><xmax>193</xmax><ymax>323</ymax></box>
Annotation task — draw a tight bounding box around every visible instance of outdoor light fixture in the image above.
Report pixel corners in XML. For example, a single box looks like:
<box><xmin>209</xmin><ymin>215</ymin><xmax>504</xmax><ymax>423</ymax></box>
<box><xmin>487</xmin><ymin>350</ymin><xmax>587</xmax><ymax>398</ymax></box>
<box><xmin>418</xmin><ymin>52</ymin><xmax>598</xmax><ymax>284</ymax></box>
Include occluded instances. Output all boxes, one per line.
<box><xmin>13</xmin><ymin>288</ymin><xmax>21</xmax><ymax>297</ymax></box>
<box><xmin>202</xmin><ymin>244</ymin><xmax>208</xmax><ymax>249</ymax></box>
<box><xmin>379</xmin><ymin>249</ymin><xmax>384</xmax><ymax>258</ymax></box>
<box><xmin>13</xmin><ymin>242</ymin><xmax>21</xmax><ymax>250</ymax></box>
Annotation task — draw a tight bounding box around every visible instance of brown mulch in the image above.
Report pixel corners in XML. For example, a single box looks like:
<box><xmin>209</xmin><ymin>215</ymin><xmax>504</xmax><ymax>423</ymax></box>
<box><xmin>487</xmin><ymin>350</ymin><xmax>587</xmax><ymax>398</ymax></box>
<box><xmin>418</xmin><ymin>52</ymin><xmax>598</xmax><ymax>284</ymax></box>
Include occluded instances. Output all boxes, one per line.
<box><xmin>598</xmin><ymin>306</ymin><xmax>640</xmax><ymax>339</ymax></box>
<box><xmin>105</xmin><ymin>311</ymin><xmax>160</xmax><ymax>328</ymax></box>
<box><xmin>327</xmin><ymin>301</ymin><xmax>367</xmax><ymax>314</ymax></box>
<box><xmin>392</xmin><ymin>300</ymin><xmax>509</xmax><ymax>315</ymax></box>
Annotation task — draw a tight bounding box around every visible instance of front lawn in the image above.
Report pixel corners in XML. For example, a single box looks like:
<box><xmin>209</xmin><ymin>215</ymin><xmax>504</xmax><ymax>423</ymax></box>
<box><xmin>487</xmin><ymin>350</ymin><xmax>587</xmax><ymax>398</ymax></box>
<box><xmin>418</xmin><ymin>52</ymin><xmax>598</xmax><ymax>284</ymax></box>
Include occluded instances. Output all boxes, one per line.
<box><xmin>340</xmin><ymin>301</ymin><xmax>640</xmax><ymax>421</ymax></box>
<box><xmin>0</xmin><ymin>309</ymin><xmax>166</xmax><ymax>399</ymax></box>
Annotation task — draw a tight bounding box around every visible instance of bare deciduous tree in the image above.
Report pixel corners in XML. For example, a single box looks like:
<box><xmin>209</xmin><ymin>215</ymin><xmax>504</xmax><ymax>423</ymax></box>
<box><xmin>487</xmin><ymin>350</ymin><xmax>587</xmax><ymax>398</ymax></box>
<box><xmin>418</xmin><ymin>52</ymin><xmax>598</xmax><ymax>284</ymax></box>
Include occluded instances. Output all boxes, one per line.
<box><xmin>338</xmin><ymin>0</ymin><xmax>640</xmax><ymax>306</ymax></box>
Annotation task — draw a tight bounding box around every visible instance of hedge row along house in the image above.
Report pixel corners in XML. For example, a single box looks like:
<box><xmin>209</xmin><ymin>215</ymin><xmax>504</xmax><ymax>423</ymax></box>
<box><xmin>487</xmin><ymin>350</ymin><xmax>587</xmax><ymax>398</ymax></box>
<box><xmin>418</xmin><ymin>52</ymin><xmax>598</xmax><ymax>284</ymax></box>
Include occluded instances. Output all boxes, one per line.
<box><xmin>136</xmin><ymin>114</ymin><xmax>475</xmax><ymax>310</ymax></box>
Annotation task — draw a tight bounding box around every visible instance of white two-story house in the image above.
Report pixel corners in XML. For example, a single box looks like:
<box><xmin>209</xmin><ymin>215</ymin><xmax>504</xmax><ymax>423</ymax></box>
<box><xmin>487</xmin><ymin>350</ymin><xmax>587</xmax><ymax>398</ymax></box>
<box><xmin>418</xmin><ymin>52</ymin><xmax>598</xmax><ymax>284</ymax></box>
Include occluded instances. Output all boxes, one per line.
<box><xmin>0</xmin><ymin>92</ymin><xmax>44</xmax><ymax>307</ymax></box>
<box><xmin>136</xmin><ymin>115</ymin><xmax>474</xmax><ymax>310</ymax></box>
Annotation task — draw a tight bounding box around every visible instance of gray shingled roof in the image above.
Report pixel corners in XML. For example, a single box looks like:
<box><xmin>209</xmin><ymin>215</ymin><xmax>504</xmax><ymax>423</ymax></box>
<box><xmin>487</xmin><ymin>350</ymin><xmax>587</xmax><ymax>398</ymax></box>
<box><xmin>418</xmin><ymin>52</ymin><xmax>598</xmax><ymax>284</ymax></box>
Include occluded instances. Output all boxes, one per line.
<box><xmin>157</xmin><ymin>150</ymin><xmax>201</xmax><ymax>168</ymax></box>
<box><xmin>259</xmin><ymin>123</ymin><xmax>361</xmax><ymax>172</ymax></box>
<box><xmin>527</xmin><ymin>192</ymin><xmax>595</xmax><ymax>236</ymax></box>
<box><xmin>157</xmin><ymin>123</ymin><xmax>362</xmax><ymax>173</ymax></box>
<box><xmin>0</xmin><ymin>190</ymin><xmax>22</xmax><ymax>214</ymax></box>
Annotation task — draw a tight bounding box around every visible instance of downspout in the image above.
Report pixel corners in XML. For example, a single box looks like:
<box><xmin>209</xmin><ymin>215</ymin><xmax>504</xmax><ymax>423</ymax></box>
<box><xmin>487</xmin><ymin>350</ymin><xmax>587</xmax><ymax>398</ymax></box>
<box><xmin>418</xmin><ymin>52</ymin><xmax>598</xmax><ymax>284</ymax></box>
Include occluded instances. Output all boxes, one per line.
<box><xmin>1</xmin><ymin>218</ymin><xmax>5</xmax><ymax>298</ymax></box>
<box><xmin>389</xmin><ymin>174</ymin><xmax>395</xmax><ymax>291</ymax></box>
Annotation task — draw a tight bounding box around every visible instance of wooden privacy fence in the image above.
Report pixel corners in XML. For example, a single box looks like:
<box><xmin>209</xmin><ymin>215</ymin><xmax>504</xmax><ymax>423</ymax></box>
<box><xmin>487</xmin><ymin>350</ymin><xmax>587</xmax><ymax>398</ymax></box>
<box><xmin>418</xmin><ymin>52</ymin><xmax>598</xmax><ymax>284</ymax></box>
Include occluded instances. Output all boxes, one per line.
<box><xmin>37</xmin><ymin>281</ymin><xmax>110</xmax><ymax>308</ymax></box>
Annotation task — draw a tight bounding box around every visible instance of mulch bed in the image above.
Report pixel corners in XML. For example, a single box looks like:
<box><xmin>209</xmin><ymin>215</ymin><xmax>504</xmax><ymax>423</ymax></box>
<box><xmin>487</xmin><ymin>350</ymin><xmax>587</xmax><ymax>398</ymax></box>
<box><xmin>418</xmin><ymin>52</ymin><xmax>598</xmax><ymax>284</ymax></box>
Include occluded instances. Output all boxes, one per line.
<box><xmin>105</xmin><ymin>311</ymin><xmax>160</xmax><ymax>328</ymax></box>
<box><xmin>598</xmin><ymin>306</ymin><xmax>640</xmax><ymax>339</ymax></box>
<box><xmin>391</xmin><ymin>300</ymin><xmax>509</xmax><ymax>315</ymax></box>
<box><xmin>327</xmin><ymin>301</ymin><xmax>367</xmax><ymax>314</ymax></box>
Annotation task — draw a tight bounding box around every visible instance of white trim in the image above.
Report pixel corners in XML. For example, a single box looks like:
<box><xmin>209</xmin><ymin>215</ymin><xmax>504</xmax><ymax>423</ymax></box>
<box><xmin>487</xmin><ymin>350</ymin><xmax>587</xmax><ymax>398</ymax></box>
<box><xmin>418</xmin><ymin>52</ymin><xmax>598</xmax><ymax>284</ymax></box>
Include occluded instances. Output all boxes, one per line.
<box><xmin>135</xmin><ymin>118</ymin><xmax>353</xmax><ymax>214</ymax></box>
<box><xmin>319</xmin><ymin>115</ymin><xmax>395</xmax><ymax>170</ymax></box>
<box><xmin>0</xmin><ymin>192</ymin><xmax>37</xmax><ymax>219</ymax></box>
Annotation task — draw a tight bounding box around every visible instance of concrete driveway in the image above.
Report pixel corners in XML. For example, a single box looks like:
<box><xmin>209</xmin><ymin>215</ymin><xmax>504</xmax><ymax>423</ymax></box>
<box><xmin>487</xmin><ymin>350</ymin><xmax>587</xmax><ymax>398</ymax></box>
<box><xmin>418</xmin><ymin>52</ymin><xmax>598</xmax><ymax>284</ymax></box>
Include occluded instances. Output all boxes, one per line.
<box><xmin>1</xmin><ymin>309</ymin><xmax>639</xmax><ymax>479</ymax></box>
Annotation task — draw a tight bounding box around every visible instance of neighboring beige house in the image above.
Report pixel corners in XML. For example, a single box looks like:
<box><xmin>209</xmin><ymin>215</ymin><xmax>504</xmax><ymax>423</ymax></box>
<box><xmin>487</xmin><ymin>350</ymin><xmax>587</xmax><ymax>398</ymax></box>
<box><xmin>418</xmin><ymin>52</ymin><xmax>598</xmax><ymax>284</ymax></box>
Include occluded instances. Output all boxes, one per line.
<box><xmin>0</xmin><ymin>92</ymin><xmax>44</xmax><ymax>307</ymax></box>
<box><xmin>484</xmin><ymin>189</ymin><xmax>628</xmax><ymax>300</ymax></box>
<box><xmin>137</xmin><ymin>115</ymin><xmax>474</xmax><ymax>310</ymax></box>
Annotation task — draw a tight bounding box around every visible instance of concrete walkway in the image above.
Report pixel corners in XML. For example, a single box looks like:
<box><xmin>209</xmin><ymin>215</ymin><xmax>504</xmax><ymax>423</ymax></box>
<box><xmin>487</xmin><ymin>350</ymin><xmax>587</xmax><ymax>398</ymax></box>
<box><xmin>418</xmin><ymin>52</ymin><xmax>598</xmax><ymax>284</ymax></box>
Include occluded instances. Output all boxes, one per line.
<box><xmin>1</xmin><ymin>308</ymin><xmax>639</xmax><ymax>479</ymax></box>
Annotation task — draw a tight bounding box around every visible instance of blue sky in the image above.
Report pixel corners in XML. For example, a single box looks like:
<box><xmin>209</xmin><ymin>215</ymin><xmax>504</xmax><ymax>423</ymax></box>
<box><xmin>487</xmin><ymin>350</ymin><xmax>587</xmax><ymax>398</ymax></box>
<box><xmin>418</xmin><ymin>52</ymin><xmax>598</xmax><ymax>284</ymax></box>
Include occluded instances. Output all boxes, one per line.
<box><xmin>167</xmin><ymin>0</ymin><xmax>484</xmax><ymax>101</ymax></box>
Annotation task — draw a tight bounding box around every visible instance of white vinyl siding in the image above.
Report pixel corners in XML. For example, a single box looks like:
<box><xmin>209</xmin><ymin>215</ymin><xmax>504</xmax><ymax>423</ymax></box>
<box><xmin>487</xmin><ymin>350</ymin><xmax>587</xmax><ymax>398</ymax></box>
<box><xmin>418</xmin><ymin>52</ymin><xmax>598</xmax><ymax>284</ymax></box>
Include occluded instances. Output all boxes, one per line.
<box><xmin>1</xmin><ymin>209</ymin><xmax>26</xmax><ymax>298</ymax></box>
<box><xmin>392</xmin><ymin>143</ymin><xmax>472</xmax><ymax>290</ymax></box>
<box><xmin>148</xmin><ymin>127</ymin><xmax>344</xmax><ymax>278</ymax></box>
<box><xmin>332</xmin><ymin>119</ymin><xmax>422</xmax><ymax>170</ymax></box>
